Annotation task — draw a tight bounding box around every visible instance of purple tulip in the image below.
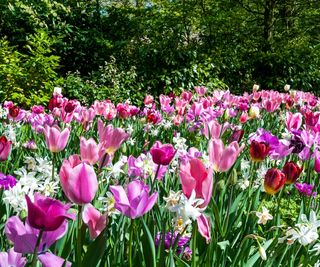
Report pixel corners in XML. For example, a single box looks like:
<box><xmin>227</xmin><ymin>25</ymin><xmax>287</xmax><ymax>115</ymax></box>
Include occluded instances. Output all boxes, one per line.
<box><xmin>150</xmin><ymin>141</ymin><xmax>176</xmax><ymax>166</ymax></box>
<box><xmin>0</xmin><ymin>173</ymin><xmax>17</xmax><ymax>190</ymax></box>
<box><xmin>0</xmin><ymin>248</ymin><xmax>27</xmax><ymax>267</ymax></box>
<box><xmin>109</xmin><ymin>180</ymin><xmax>158</xmax><ymax>219</ymax></box>
<box><xmin>26</xmin><ymin>193</ymin><xmax>75</xmax><ymax>231</ymax></box>
<box><xmin>5</xmin><ymin>216</ymin><xmax>71</xmax><ymax>267</ymax></box>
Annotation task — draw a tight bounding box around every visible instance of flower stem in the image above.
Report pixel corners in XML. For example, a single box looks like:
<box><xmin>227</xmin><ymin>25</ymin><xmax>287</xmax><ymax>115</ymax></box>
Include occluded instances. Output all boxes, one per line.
<box><xmin>31</xmin><ymin>229</ymin><xmax>44</xmax><ymax>267</ymax></box>
<box><xmin>151</xmin><ymin>164</ymin><xmax>161</xmax><ymax>192</ymax></box>
<box><xmin>76</xmin><ymin>205</ymin><xmax>83</xmax><ymax>266</ymax></box>
<box><xmin>52</xmin><ymin>153</ymin><xmax>55</xmax><ymax>181</ymax></box>
<box><xmin>191</xmin><ymin>222</ymin><xmax>197</xmax><ymax>267</ymax></box>
<box><xmin>129</xmin><ymin>219</ymin><xmax>135</xmax><ymax>267</ymax></box>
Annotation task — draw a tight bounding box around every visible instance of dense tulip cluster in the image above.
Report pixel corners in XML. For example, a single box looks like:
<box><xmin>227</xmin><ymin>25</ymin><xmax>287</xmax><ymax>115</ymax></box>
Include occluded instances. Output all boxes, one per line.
<box><xmin>0</xmin><ymin>87</ymin><xmax>319</xmax><ymax>266</ymax></box>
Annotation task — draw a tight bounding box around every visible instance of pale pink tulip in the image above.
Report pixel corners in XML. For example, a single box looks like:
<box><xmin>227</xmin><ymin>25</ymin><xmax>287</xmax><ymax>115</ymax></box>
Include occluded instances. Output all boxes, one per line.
<box><xmin>209</xmin><ymin>138</ymin><xmax>244</xmax><ymax>172</ymax></box>
<box><xmin>59</xmin><ymin>155</ymin><xmax>98</xmax><ymax>204</ymax></box>
<box><xmin>43</xmin><ymin>125</ymin><xmax>70</xmax><ymax>153</ymax></box>
<box><xmin>197</xmin><ymin>214</ymin><xmax>211</xmax><ymax>243</ymax></box>
<box><xmin>82</xmin><ymin>204</ymin><xmax>107</xmax><ymax>239</ymax></box>
<box><xmin>286</xmin><ymin>112</ymin><xmax>302</xmax><ymax>131</ymax></box>
<box><xmin>80</xmin><ymin>137</ymin><xmax>99</xmax><ymax>165</ymax></box>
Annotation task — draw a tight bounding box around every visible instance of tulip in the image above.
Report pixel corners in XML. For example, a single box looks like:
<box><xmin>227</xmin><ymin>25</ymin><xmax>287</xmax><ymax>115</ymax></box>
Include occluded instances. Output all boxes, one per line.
<box><xmin>264</xmin><ymin>168</ymin><xmax>286</xmax><ymax>195</ymax></box>
<box><xmin>150</xmin><ymin>141</ymin><xmax>176</xmax><ymax>166</ymax></box>
<box><xmin>109</xmin><ymin>180</ymin><xmax>158</xmax><ymax>219</ymax></box>
<box><xmin>5</xmin><ymin>216</ymin><xmax>71</xmax><ymax>266</ymax></box>
<box><xmin>314</xmin><ymin>150</ymin><xmax>320</xmax><ymax>173</ymax></box>
<box><xmin>203</xmin><ymin>120</ymin><xmax>222</xmax><ymax>139</ymax></box>
<box><xmin>0</xmin><ymin>136</ymin><xmax>12</xmax><ymax>161</ymax></box>
<box><xmin>248</xmin><ymin>106</ymin><xmax>260</xmax><ymax>119</ymax></box>
<box><xmin>0</xmin><ymin>248</ymin><xmax>27</xmax><ymax>267</ymax></box>
<box><xmin>285</xmin><ymin>112</ymin><xmax>302</xmax><ymax>131</ymax></box>
<box><xmin>180</xmin><ymin>158</ymin><xmax>213</xmax><ymax>207</ymax></box>
<box><xmin>250</xmin><ymin>140</ymin><xmax>270</xmax><ymax>162</ymax></box>
<box><xmin>282</xmin><ymin>161</ymin><xmax>303</xmax><ymax>184</ymax></box>
<box><xmin>304</xmin><ymin>110</ymin><xmax>320</xmax><ymax>127</ymax></box>
<box><xmin>0</xmin><ymin>173</ymin><xmax>17</xmax><ymax>190</ymax></box>
<box><xmin>144</xmin><ymin>95</ymin><xmax>154</xmax><ymax>105</ymax></box>
<box><xmin>208</xmin><ymin>138</ymin><xmax>244</xmax><ymax>172</ymax></box>
<box><xmin>43</xmin><ymin>125</ymin><xmax>70</xmax><ymax>153</ymax></box>
<box><xmin>197</xmin><ymin>214</ymin><xmax>211</xmax><ymax>243</ymax></box>
<box><xmin>60</xmin><ymin>155</ymin><xmax>98</xmax><ymax>204</ymax></box>
<box><xmin>26</xmin><ymin>193</ymin><xmax>75</xmax><ymax>231</ymax></box>
<box><xmin>80</xmin><ymin>137</ymin><xmax>99</xmax><ymax>165</ymax></box>
<box><xmin>252</xmin><ymin>84</ymin><xmax>260</xmax><ymax>92</ymax></box>
<box><xmin>8</xmin><ymin>105</ymin><xmax>20</xmax><ymax>118</ymax></box>
<box><xmin>228</xmin><ymin>129</ymin><xmax>244</xmax><ymax>144</ymax></box>
<box><xmin>82</xmin><ymin>203</ymin><xmax>107</xmax><ymax>239</ymax></box>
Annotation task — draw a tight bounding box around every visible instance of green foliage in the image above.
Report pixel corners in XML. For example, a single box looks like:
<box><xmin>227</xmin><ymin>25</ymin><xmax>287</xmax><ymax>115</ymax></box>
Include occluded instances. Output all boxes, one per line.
<box><xmin>0</xmin><ymin>30</ymin><xmax>60</xmax><ymax>106</ymax></box>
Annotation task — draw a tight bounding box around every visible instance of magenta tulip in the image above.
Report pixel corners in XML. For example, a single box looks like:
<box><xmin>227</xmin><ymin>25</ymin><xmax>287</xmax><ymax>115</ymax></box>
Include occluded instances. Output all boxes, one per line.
<box><xmin>180</xmin><ymin>158</ymin><xmax>213</xmax><ymax>207</ymax></box>
<box><xmin>150</xmin><ymin>141</ymin><xmax>176</xmax><ymax>166</ymax></box>
<box><xmin>26</xmin><ymin>193</ymin><xmax>75</xmax><ymax>231</ymax></box>
<box><xmin>43</xmin><ymin>125</ymin><xmax>70</xmax><ymax>153</ymax></box>
<box><xmin>60</xmin><ymin>155</ymin><xmax>98</xmax><ymax>204</ymax></box>
<box><xmin>209</xmin><ymin>138</ymin><xmax>244</xmax><ymax>172</ymax></box>
<box><xmin>80</xmin><ymin>137</ymin><xmax>99</xmax><ymax>165</ymax></box>
<box><xmin>0</xmin><ymin>136</ymin><xmax>12</xmax><ymax>161</ymax></box>
<box><xmin>82</xmin><ymin>203</ymin><xmax>107</xmax><ymax>239</ymax></box>
<box><xmin>109</xmin><ymin>180</ymin><xmax>158</xmax><ymax>219</ymax></box>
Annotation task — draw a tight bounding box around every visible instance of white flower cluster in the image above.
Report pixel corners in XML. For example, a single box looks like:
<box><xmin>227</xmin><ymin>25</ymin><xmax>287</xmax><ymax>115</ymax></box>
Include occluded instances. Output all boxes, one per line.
<box><xmin>164</xmin><ymin>190</ymin><xmax>205</xmax><ymax>232</ymax></box>
<box><xmin>279</xmin><ymin>210</ymin><xmax>320</xmax><ymax>246</ymax></box>
<box><xmin>3</xmin><ymin>156</ymin><xmax>59</xmax><ymax>213</ymax></box>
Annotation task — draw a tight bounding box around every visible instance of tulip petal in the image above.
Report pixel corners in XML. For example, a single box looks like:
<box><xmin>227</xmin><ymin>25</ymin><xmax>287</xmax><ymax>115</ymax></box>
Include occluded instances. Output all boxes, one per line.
<box><xmin>38</xmin><ymin>252</ymin><xmax>71</xmax><ymax>267</ymax></box>
<box><xmin>197</xmin><ymin>214</ymin><xmax>211</xmax><ymax>243</ymax></box>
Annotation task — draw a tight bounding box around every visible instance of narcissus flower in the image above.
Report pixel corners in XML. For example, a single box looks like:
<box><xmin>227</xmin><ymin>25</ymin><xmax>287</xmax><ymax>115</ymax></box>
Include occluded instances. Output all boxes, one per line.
<box><xmin>282</xmin><ymin>161</ymin><xmax>303</xmax><ymax>184</ymax></box>
<box><xmin>250</xmin><ymin>140</ymin><xmax>270</xmax><ymax>162</ymax></box>
<box><xmin>264</xmin><ymin>168</ymin><xmax>286</xmax><ymax>195</ymax></box>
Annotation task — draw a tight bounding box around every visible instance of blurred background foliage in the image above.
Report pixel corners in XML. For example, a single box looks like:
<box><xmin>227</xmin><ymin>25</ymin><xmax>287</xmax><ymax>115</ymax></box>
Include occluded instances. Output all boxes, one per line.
<box><xmin>0</xmin><ymin>0</ymin><xmax>319</xmax><ymax>106</ymax></box>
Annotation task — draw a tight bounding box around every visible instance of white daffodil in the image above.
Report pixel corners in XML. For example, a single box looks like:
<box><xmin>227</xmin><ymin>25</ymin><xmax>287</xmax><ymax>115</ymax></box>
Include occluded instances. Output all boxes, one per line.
<box><xmin>237</xmin><ymin>179</ymin><xmax>250</xmax><ymax>191</ymax></box>
<box><xmin>163</xmin><ymin>190</ymin><xmax>182</xmax><ymax>212</ymax></box>
<box><xmin>256</xmin><ymin>207</ymin><xmax>273</xmax><ymax>225</ymax></box>
<box><xmin>310</xmin><ymin>243</ymin><xmax>320</xmax><ymax>256</ymax></box>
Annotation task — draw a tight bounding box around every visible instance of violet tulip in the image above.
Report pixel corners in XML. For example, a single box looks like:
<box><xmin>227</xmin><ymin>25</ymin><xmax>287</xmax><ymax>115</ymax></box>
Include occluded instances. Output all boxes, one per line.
<box><xmin>150</xmin><ymin>141</ymin><xmax>176</xmax><ymax>166</ymax></box>
<box><xmin>0</xmin><ymin>248</ymin><xmax>27</xmax><ymax>267</ymax></box>
<box><xmin>180</xmin><ymin>158</ymin><xmax>213</xmax><ymax>207</ymax></box>
<box><xmin>26</xmin><ymin>193</ymin><xmax>75</xmax><ymax>231</ymax></box>
<box><xmin>82</xmin><ymin>203</ymin><xmax>107</xmax><ymax>239</ymax></box>
<box><xmin>264</xmin><ymin>168</ymin><xmax>286</xmax><ymax>195</ymax></box>
<box><xmin>0</xmin><ymin>136</ymin><xmax>12</xmax><ymax>161</ymax></box>
<box><xmin>43</xmin><ymin>125</ymin><xmax>70</xmax><ymax>153</ymax></box>
<box><xmin>5</xmin><ymin>216</ymin><xmax>71</xmax><ymax>267</ymax></box>
<box><xmin>80</xmin><ymin>137</ymin><xmax>99</xmax><ymax>165</ymax></box>
<box><xmin>109</xmin><ymin>180</ymin><xmax>158</xmax><ymax>219</ymax></box>
<box><xmin>209</xmin><ymin>138</ymin><xmax>244</xmax><ymax>172</ymax></box>
<box><xmin>60</xmin><ymin>154</ymin><xmax>98</xmax><ymax>204</ymax></box>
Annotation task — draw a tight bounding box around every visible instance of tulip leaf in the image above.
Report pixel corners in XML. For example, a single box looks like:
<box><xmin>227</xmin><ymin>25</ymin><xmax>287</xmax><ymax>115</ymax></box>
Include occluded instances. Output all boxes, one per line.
<box><xmin>141</xmin><ymin>217</ymin><xmax>156</xmax><ymax>267</ymax></box>
<box><xmin>81</xmin><ymin>230</ymin><xmax>107</xmax><ymax>267</ymax></box>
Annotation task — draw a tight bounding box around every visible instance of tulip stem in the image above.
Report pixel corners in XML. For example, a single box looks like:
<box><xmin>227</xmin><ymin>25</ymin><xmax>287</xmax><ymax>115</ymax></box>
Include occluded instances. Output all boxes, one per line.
<box><xmin>31</xmin><ymin>229</ymin><xmax>44</xmax><ymax>267</ymax></box>
<box><xmin>52</xmin><ymin>153</ymin><xmax>55</xmax><ymax>181</ymax></box>
<box><xmin>129</xmin><ymin>219</ymin><xmax>135</xmax><ymax>267</ymax></box>
<box><xmin>77</xmin><ymin>205</ymin><xmax>83</xmax><ymax>266</ymax></box>
<box><xmin>151</xmin><ymin>164</ymin><xmax>161</xmax><ymax>192</ymax></box>
<box><xmin>191</xmin><ymin>221</ymin><xmax>197</xmax><ymax>267</ymax></box>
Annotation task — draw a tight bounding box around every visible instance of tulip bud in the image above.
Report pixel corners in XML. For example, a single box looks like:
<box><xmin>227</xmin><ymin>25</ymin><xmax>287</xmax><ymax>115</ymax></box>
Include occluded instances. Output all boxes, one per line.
<box><xmin>216</xmin><ymin>180</ymin><xmax>225</xmax><ymax>191</ymax></box>
<box><xmin>250</xmin><ymin>141</ymin><xmax>270</xmax><ymax>162</ymax></box>
<box><xmin>264</xmin><ymin>168</ymin><xmax>286</xmax><ymax>195</ymax></box>
<box><xmin>248</xmin><ymin>106</ymin><xmax>260</xmax><ymax>119</ymax></box>
<box><xmin>284</xmin><ymin>84</ymin><xmax>290</xmax><ymax>91</ymax></box>
<box><xmin>229</xmin><ymin>168</ymin><xmax>238</xmax><ymax>185</ymax></box>
<box><xmin>282</xmin><ymin>161</ymin><xmax>303</xmax><ymax>184</ymax></box>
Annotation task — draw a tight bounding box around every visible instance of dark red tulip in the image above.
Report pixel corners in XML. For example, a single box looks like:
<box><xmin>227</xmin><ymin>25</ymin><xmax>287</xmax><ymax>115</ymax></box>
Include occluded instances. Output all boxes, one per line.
<box><xmin>282</xmin><ymin>161</ymin><xmax>303</xmax><ymax>184</ymax></box>
<box><xmin>264</xmin><ymin>168</ymin><xmax>286</xmax><ymax>195</ymax></box>
<box><xmin>249</xmin><ymin>140</ymin><xmax>270</xmax><ymax>162</ymax></box>
<box><xmin>64</xmin><ymin>100</ymin><xmax>77</xmax><ymax>113</ymax></box>
<box><xmin>304</xmin><ymin>110</ymin><xmax>319</xmax><ymax>127</ymax></box>
<box><xmin>228</xmin><ymin>129</ymin><xmax>244</xmax><ymax>144</ymax></box>
<box><xmin>9</xmin><ymin>106</ymin><xmax>20</xmax><ymax>118</ymax></box>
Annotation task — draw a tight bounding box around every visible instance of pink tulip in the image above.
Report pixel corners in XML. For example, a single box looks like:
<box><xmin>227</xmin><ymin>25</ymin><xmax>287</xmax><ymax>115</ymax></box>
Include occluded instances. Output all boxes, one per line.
<box><xmin>26</xmin><ymin>193</ymin><xmax>75</xmax><ymax>231</ymax></box>
<box><xmin>80</xmin><ymin>137</ymin><xmax>99</xmax><ymax>165</ymax></box>
<box><xmin>98</xmin><ymin>119</ymin><xmax>129</xmax><ymax>156</ymax></box>
<box><xmin>203</xmin><ymin>120</ymin><xmax>222</xmax><ymax>139</ymax></box>
<box><xmin>60</xmin><ymin>155</ymin><xmax>98</xmax><ymax>204</ymax></box>
<box><xmin>144</xmin><ymin>95</ymin><xmax>154</xmax><ymax>105</ymax></box>
<box><xmin>209</xmin><ymin>138</ymin><xmax>244</xmax><ymax>172</ymax></box>
<box><xmin>43</xmin><ymin>125</ymin><xmax>70</xmax><ymax>153</ymax></box>
<box><xmin>197</xmin><ymin>214</ymin><xmax>211</xmax><ymax>243</ymax></box>
<box><xmin>0</xmin><ymin>136</ymin><xmax>12</xmax><ymax>161</ymax></box>
<box><xmin>150</xmin><ymin>141</ymin><xmax>176</xmax><ymax>166</ymax></box>
<box><xmin>109</xmin><ymin>180</ymin><xmax>158</xmax><ymax>219</ymax></box>
<box><xmin>82</xmin><ymin>204</ymin><xmax>107</xmax><ymax>239</ymax></box>
<box><xmin>286</xmin><ymin>112</ymin><xmax>302</xmax><ymax>131</ymax></box>
<box><xmin>179</xmin><ymin>158</ymin><xmax>213</xmax><ymax>207</ymax></box>
<box><xmin>314</xmin><ymin>150</ymin><xmax>320</xmax><ymax>173</ymax></box>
